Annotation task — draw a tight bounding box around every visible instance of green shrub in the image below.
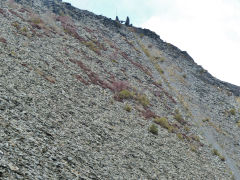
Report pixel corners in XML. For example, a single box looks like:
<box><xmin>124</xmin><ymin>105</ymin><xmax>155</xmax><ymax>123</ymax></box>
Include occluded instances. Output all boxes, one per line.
<box><xmin>212</xmin><ymin>149</ymin><xmax>219</xmax><ymax>156</ymax></box>
<box><xmin>229</xmin><ymin>108</ymin><xmax>236</xmax><ymax>115</ymax></box>
<box><xmin>190</xmin><ymin>145</ymin><xmax>197</xmax><ymax>152</ymax></box>
<box><xmin>20</xmin><ymin>26</ymin><xmax>28</xmax><ymax>33</ymax></box>
<box><xmin>202</xmin><ymin>118</ymin><xmax>210</xmax><ymax>122</ymax></box>
<box><xmin>219</xmin><ymin>155</ymin><xmax>226</xmax><ymax>161</ymax></box>
<box><xmin>84</xmin><ymin>41</ymin><xmax>99</xmax><ymax>53</ymax></box>
<box><xmin>111</xmin><ymin>59</ymin><xmax>118</xmax><ymax>63</ymax></box>
<box><xmin>212</xmin><ymin>149</ymin><xmax>225</xmax><ymax>161</ymax></box>
<box><xmin>149</xmin><ymin>124</ymin><xmax>158</xmax><ymax>135</ymax></box>
<box><xmin>154</xmin><ymin>117</ymin><xmax>173</xmax><ymax>132</ymax></box>
<box><xmin>118</xmin><ymin>90</ymin><xmax>134</xmax><ymax>99</ymax></box>
<box><xmin>31</xmin><ymin>17</ymin><xmax>42</xmax><ymax>24</ymax></box>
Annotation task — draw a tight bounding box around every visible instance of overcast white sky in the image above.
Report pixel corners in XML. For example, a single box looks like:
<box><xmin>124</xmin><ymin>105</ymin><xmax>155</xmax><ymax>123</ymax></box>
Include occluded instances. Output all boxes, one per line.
<box><xmin>63</xmin><ymin>0</ymin><xmax>240</xmax><ymax>86</ymax></box>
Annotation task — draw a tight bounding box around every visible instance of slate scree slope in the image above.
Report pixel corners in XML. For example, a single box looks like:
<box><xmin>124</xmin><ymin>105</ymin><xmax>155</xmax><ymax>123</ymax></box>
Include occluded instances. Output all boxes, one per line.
<box><xmin>1</xmin><ymin>0</ymin><xmax>240</xmax><ymax>179</ymax></box>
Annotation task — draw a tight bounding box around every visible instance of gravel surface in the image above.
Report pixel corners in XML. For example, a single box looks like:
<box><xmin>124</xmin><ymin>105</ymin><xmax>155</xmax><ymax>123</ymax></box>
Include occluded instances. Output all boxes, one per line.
<box><xmin>0</xmin><ymin>0</ymin><xmax>239</xmax><ymax>179</ymax></box>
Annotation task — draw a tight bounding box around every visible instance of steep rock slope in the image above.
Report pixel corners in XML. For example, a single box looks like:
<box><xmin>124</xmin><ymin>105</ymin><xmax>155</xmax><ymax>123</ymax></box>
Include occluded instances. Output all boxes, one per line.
<box><xmin>0</xmin><ymin>0</ymin><xmax>240</xmax><ymax>179</ymax></box>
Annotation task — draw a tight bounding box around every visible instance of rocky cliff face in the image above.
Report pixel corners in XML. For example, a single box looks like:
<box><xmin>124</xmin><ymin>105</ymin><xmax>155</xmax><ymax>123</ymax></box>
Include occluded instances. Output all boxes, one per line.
<box><xmin>1</xmin><ymin>0</ymin><xmax>240</xmax><ymax>179</ymax></box>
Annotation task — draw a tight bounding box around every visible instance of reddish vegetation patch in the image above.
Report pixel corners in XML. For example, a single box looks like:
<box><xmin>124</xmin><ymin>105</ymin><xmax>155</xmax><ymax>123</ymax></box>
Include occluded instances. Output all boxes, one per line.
<box><xmin>181</xmin><ymin>133</ymin><xmax>191</xmax><ymax>141</ymax></box>
<box><xmin>56</xmin><ymin>16</ymin><xmax>85</xmax><ymax>43</ymax></box>
<box><xmin>153</xmin><ymin>82</ymin><xmax>176</xmax><ymax>104</ymax></box>
<box><xmin>18</xmin><ymin>9</ymin><xmax>26</xmax><ymax>13</ymax></box>
<box><xmin>18</xmin><ymin>8</ymin><xmax>30</xmax><ymax>13</ymax></box>
<box><xmin>113</xmin><ymin>94</ymin><xmax>123</xmax><ymax>102</ymax></box>
<box><xmin>84</xmin><ymin>27</ymin><xmax>94</xmax><ymax>33</ymax></box>
<box><xmin>153</xmin><ymin>91</ymin><xmax>162</xmax><ymax>97</ymax></box>
<box><xmin>69</xmin><ymin>59</ymin><xmax>113</xmax><ymax>89</ymax></box>
<box><xmin>29</xmin><ymin>27</ymin><xmax>37</xmax><ymax>36</ymax></box>
<box><xmin>95</xmin><ymin>40</ymin><xmax>107</xmax><ymax>51</ymax></box>
<box><xmin>8</xmin><ymin>9</ymin><xmax>25</xmax><ymax>20</ymax></box>
<box><xmin>45</xmin><ymin>76</ymin><xmax>56</xmax><ymax>84</ymax></box>
<box><xmin>109</xmin><ymin>50</ymin><xmax>119</xmax><ymax>61</ymax></box>
<box><xmin>121</xmin><ymin>52</ymin><xmax>152</xmax><ymax>77</ymax></box>
<box><xmin>0</xmin><ymin>8</ymin><xmax>6</xmax><ymax>17</ymax></box>
<box><xmin>57</xmin><ymin>18</ymin><xmax>105</xmax><ymax>55</ymax></box>
<box><xmin>30</xmin><ymin>23</ymin><xmax>41</xmax><ymax>30</ymax></box>
<box><xmin>21</xmin><ymin>63</ymin><xmax>28</xmax><ymax>67</ymax></box>
<box><xmin>76</xmin><ymin>75</ymin><xmax>90</xmax><ymax>85</ymax></box>
<box><xmin>0</xmin><ymin>37</ymin><xmax>7</xmax><ymax>44</ymax></box>
<box><xmin>55</xmin><ymin>58</ymin><xmax>64</xmax><ymax>64</ymax></box>
<box><xmin>107</xmin><ymin>40</ymin><xmax>120</xmax><ymax>52</ymax></box>
<box><xmin>124</xmin><ymin>38</ymin><xmax>141</xmax><ymax>53</ymax></box>
<box><xmin>70</xmin><ymin>59</ymin><xmax>131</xmax><ymax>93</ymax></box>
<box><xmin>20</xmin><ymin>63</ymin><xmax>56</xmax><ymax>83</ymax></box>
<box><xmin>142</xmin><ymin>109</ymin><xmax>157</xmax><ymax>119</ymax></box>
<box><xmin>109</xmin><ymin>80</ymin><xmax>129</xmax><ymax>92</ymax></box>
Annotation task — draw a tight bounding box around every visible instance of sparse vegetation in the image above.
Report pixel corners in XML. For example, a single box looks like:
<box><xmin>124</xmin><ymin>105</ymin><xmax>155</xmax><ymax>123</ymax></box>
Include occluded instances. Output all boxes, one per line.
<box><xmin>200</xmin><ymin>69</ymin><xmax>207</xmax><ymax>74</ymax></box>
<box><xmin>84</xmin><ymin>41</ymin><xmax>100</xmax><ymax>55</ymax></box>
<box><xmin>202</xmin><ymin>118</ymin><xmax>210</xmax><ymax>122</ymax></box>
<box><xmin>159</xmin><ymin>56</ymin><xmax>165</xmax><ymax>62</ymax></box>
<box><xmin>236</xmin><ymin>120</ymin><xmax>240</xmax><ymax>127</ymax></box>
<box><xmin>212</xmin><ymin>149</ymin><xmax>225</xmax><ymax>161</ymax></box>
<box><xmin>20</xmin><ymin>26</ymin><xmax>28</xmax><ymax>33</ymax></box>
<box><xmin>118</xmin><ymin>89</ymin><xmax>135</xmax><ymax>100</ymax></box>
<box><xmin>154</xmin><ymin>117</ymin><xmax>174</xmax><ymax>132</ymax></box>
<box><xmin>155</xmin><ymin>64</ymin><xmax>164</xmax><ymax>74</ymax></box>
<box><xmin>111</xmin><ymin>81</ymin><xmax>129</xmax><ymax>92</ymax></box>
<box><xmin>177</xmin><ymin>133</ymin><xmax>184</xmax><ymax>140</ymax></box>
<box><xmin>124</xmin><ymin>104</ymin><xmax>132</xmax><ymax>112</ymax></box>
<box><xmin>192</xmin><ymin>135</ymin><xmax>200</xmax><ymax>142</ymax></box>
<box><xmin>111</xmin><ymin>59</ymin><xmax>118</xmax><ymax>63</ymax></box>
<box><xmin>136</xmin><ymin>94</ymin><xmax>150</xmax><ymax>107</ymax></box>
<box><xmin>174</xmin><ymin>110</ymin><xmax>186</xmax><ymax>125</ymax></box>
<box><xmin>142</xmin><ymin>109</ymin><xmax>156</xmax><ymax>119</ymax></box>
<box><xmin>31</xmin><ymin>17</ymin><xmax>42</xmax><ymax>25</ymax></box>
<box><xmin>10</xmin><ymin>51</ymin><xmax>16</xmax><ymax>57</ymax></box>
<box><xmin>229</xmin><ymin>108</ymin><xmax>236</xmax><ymax>115</ymax></box>
<box><xmin>0</xmin><ymin>2</ymin><xmax>236</xmax><ymax>178</ymax></box>
<box><xmin>140</xmin><ymin>44</ymin><xmax>150</xmax><ymax>57</ymax></box>
<box><xmin>0</xmin><ymin>37</ymin><xmax>7</xmax><ymax>44</ymax></box>
<box><xmin>212</xmin><ymin>149</ymin><xmax>219</xmax><ymax>156</ymax></box>
<box><xmin>149</xmin><ymin>124</ymin><xmax>158</xmax><ymax>135</ymax></box>
<box><xmin>190</xmin><ymin>145</ymin><xmax>197</xmax><ymax>153</ymax></box>
<box><xmin>12</xmin><ymin>21</ymin><xmax>20</xmax><ymax>29</ymax></box>
<box><xmin>184</xmin><ymin>125</ymin><xmax>190</xmax><ymax>132</ymax></box>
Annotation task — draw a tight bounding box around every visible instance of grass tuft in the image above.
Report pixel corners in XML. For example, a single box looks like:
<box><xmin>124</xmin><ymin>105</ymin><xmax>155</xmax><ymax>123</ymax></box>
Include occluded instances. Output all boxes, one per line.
<box><xmin>174</xmin><ymin>110</ymin><xmax>186</xmax><ymax>125</ymax></box>
<box><xmin>137</xmin><ymin>94</ymin><xmax>150</xmax><ymax>107</ymax></box>
<box><xmin>149</xmin><ymin>124</ymin><xmax>158</xmax><ymax>135</ymax></box>
<box><xmin>124</xmin><ymin>104</ymin><xmax>132</xmax><ymax>112</ymax></box>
